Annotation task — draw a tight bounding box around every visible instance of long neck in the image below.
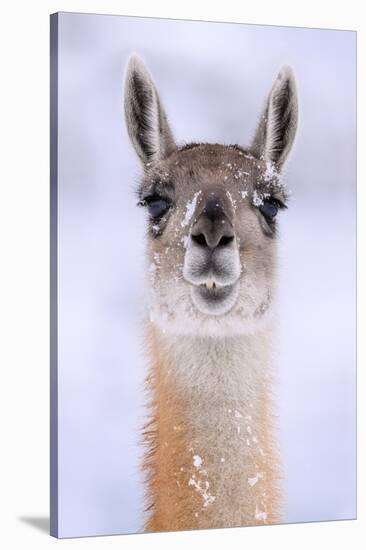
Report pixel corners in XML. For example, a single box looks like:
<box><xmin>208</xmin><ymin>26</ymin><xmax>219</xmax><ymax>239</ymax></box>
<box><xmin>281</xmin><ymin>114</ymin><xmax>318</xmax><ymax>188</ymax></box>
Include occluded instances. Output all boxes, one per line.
<box><xmin>143</xmin><ymin>321</ymin><xmax>281</xmax><ymax>532</ymax></box>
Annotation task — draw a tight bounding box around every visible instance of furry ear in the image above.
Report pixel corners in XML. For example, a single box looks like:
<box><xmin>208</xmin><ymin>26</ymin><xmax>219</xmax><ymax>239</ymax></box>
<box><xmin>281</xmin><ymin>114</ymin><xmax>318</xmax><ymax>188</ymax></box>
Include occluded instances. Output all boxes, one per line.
<box><xmin>251</xmin><ymin>65</ymin><xmax>298</xmax><ymax>170</ymax></box>
<box><xmin>124</xmin><ymin>55</ymin><xmax>176</xmax><ymax>164</ymax></box>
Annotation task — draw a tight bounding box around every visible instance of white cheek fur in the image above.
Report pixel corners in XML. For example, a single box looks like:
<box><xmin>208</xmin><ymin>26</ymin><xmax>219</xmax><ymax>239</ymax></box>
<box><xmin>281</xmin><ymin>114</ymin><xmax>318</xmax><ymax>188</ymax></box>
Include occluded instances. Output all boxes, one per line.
<box><xmin>147</xmin><ymin>271</ymin><xmax>275</xmax><ymax>337</ymax></box>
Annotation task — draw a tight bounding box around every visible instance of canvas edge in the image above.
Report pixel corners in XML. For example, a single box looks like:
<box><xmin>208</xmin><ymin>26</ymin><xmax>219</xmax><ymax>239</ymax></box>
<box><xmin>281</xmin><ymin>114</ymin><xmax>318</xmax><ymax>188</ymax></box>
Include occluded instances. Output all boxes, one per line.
<box><xmin>50</xmin><ymin>11</ymin><xmax>59</xmax><ymax>539</ymax></box>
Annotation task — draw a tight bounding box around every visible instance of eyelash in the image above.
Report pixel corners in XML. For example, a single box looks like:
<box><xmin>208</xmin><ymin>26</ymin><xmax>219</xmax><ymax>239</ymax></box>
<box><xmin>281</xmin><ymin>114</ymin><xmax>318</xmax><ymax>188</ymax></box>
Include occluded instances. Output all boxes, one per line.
<box><xmin>137</xmin><ymin>193</ymin><xmax>286</xmax><ymax>227</ymax></box>
<box><xmin>258</xmin><ymin>197</ymin><xmax>287</xmax><ymax>224</ymax></box>
<box><xmin>138</xmin><ymin>194</ymin><xmax>171</xmax><ymax>220</ymax></box>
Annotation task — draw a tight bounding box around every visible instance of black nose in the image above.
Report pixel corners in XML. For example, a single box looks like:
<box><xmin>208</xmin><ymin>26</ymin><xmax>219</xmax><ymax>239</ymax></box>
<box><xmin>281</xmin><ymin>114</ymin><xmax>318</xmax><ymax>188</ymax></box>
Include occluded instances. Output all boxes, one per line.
<box><xmin>190</xmin><ymin>193</ymin><xmax>234</xmax><ymax>250</ymax></box>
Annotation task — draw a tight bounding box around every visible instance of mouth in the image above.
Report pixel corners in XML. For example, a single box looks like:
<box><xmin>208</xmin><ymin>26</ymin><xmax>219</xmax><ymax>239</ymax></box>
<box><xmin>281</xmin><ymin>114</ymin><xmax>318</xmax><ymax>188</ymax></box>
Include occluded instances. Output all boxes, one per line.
<box><xmin>190</xmin><ymin>279</ymin><xmax>240</xmax><ymax>316</ymax></box>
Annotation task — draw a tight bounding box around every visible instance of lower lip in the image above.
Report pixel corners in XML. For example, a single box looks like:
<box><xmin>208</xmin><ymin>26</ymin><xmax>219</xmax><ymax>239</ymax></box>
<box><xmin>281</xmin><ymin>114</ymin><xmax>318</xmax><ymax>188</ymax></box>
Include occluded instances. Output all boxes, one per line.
<box><xmin>190</xmin><ymin>281</ymin><xmax>239</xmax><ymax>316</ymax></box>
<box><xmin>197</xmin><ymin>284</ymin><xmax>233</xmax><ymax>301</ymax></box>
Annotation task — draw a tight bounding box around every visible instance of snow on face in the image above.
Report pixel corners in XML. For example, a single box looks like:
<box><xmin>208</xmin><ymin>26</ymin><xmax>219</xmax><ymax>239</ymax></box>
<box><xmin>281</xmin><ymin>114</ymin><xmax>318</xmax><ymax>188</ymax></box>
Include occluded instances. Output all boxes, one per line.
<box><xmin>143</xmin><ymin>147</ymin><xmax>280</xmax><ymax>337</ymax></box>
<box><xmin>181</xmin><ymin>191</ymin><xmax>201</xmax><ymax>228</ymax></box>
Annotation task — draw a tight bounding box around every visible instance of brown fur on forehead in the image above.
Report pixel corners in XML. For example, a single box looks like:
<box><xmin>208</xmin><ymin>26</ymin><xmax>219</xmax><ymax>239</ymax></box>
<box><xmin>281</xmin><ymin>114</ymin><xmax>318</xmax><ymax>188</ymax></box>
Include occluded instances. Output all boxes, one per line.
<box><xmin>139</xmin><ymin>143</ymin><xmax>287</xmax><ymax>203</ymax></box>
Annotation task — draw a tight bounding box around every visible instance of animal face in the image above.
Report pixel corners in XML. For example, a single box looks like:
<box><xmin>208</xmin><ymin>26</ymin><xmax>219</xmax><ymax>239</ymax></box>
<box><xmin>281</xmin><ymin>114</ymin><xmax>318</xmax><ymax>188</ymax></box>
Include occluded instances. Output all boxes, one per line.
<box><xmin>124</xmin><ymin>57</ymin><xmax>297</xmax><ymax>336</ymax></box>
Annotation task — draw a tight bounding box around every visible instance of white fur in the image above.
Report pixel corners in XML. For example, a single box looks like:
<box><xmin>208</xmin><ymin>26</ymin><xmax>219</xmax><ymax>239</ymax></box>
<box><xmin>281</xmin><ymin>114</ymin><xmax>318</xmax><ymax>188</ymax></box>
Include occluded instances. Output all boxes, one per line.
<box><xmin>147</xmin><ymin>256</ymin><xmax>275</xmax><ymax>337</ymax></box>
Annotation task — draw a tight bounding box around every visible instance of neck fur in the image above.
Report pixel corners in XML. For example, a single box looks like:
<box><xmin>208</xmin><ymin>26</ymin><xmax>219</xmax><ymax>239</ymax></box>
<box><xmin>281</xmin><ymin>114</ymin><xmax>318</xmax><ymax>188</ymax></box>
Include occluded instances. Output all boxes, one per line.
<box><xmin>143</xmin><ymin>321</ymin><xmax>281</xmax><ymax>532</ymax></box>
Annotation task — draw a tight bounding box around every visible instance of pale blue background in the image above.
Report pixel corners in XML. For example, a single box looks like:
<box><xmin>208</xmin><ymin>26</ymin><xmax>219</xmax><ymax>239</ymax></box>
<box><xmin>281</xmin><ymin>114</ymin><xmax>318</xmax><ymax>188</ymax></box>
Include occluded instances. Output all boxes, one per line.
<box><xmin>56</xmin><ymin>12</ymin><xmax>356</xmax><ymax>537</ymax></box>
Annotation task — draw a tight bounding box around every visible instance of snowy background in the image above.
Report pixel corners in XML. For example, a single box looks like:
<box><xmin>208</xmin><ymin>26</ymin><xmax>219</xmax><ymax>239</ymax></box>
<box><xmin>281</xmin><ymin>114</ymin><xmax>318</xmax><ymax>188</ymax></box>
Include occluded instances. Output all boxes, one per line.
<box><xmin>55</xmin><ymin>12</ymin><xmax>356</xmax><ymax>537</ymax></box>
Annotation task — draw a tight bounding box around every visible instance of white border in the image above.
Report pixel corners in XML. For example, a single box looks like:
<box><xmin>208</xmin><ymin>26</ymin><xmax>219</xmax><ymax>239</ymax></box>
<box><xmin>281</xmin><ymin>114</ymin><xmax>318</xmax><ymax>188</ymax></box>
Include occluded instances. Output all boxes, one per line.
<box><xmin>0</xmin><ymin>1</ymin><xmax>364</xmax><ymax>549</ymax></box>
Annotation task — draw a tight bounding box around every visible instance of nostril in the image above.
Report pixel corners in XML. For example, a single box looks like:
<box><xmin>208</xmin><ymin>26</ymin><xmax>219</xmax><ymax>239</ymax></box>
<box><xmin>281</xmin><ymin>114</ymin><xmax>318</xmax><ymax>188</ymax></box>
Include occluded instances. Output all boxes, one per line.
<box><xmin>191</xmin><ymin>233</ymin><xmax>207</xmax><ymax>247</ymax></box>
<box><xmin>218</xmin><ymin>235</ymin><xmax>234</xmax><ymax>247</ymax></box>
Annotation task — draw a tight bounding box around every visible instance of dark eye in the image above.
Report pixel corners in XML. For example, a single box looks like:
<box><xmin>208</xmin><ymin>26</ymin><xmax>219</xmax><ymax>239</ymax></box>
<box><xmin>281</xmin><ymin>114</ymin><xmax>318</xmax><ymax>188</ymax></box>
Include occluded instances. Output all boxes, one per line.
<box><xmin>141</xmin><ymin>195</ymin><xmax>170</xmax><ymax>219</ymax></box>
<box><xmin>259</xmin><ymin>198</ymin><xmax>280</xmax><ymax>223</ymax></box>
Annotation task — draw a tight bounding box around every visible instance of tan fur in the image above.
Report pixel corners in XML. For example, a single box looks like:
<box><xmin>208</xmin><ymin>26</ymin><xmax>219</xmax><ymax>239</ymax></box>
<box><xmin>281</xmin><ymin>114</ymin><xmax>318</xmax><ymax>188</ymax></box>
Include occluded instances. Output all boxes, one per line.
<box><xmin>143</xmin><ymin>321</ymin><xmax>201</xmax><ymax>531</ymax></box>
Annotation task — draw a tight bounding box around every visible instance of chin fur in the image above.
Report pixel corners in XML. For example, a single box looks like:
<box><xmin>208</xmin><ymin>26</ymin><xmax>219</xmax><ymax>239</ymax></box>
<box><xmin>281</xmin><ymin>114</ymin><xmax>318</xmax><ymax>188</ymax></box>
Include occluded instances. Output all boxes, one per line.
<box><xmin>147</xmin><ymin>279</ymin><xmax>274</xmax><ymax>337</ymax></box>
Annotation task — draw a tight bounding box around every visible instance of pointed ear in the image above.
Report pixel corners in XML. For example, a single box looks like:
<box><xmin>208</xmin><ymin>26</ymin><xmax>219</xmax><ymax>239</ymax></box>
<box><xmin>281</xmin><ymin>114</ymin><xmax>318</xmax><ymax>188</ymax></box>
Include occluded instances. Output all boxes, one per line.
<box><xmin>124</xmin><ymin>55</ymin><xmax>176</xmax><ymax>164</ymax></box>
<box><xmin>251</xmin><ymin>65</ymin><xmax>298</xmax><ymax>170</ymax></box>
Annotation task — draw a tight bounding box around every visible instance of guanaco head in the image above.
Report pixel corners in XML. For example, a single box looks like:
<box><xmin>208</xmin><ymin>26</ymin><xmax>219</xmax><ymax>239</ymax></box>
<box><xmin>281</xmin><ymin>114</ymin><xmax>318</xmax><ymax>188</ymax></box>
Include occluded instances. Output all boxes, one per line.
<box><xmin>124</xmin><ymin>56</ymin><xmax>298</xmax><ymax>336</ymax></box>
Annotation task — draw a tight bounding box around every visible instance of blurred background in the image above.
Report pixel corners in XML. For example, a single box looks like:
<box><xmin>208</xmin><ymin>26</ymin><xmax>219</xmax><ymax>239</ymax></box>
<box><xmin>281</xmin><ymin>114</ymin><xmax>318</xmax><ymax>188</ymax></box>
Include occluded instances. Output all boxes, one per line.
<box><xmin>55</xmin><ymin>12</ymin><xmax>356</xmax><ymax>537</ymax></box>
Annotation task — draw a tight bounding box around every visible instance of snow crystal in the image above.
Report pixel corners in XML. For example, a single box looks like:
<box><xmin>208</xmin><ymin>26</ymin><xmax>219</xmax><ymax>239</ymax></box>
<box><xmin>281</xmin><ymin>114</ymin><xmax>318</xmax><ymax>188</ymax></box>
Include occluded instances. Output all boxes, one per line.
<box><xmin>220</xmin><ymin>457</ymin><xmax>225</xmax><ymax>463</ymax></box>
<box><xmin>252</xmin><ymin>190</ymin><xmax>264</xmax><ymax>207</ymax></box>
<box><xmin>246</xmin><ymin>426</ymin><xmax>252</xmax><ymax>435</ymax></box>
<box><xmin>234</xmin><ymin>410</ymin><xmax>242</xmax><ymax>418</ymax></box>
<box><xmin>241</xmin><ymin>190</ymin><xmax>248</xmax><ymax>199</ymax></box>
<box><xmin>234</xmin><ymin>169</ymin><xmax>249</xmax><ymax>180</ymax></box>
<box><xmin>226</xmin><ymin>191</ymin><xmax>237</xmax><ymax>210</ymax></box>
<box><xmin>255</xmin><ymin>506</ymin><xmax>268</xmax><ymax>522</ymax></box>
<box><xmin>189</xmin><ymin>477</ymin><xmax>200</xmax><ymax>489</ymax></box>
<box><xmin>181</xmin><ymin>191</ymin><xmax>201</xmax><ymax>227</ymax></box>
<box><xmin>188</xmin><ymin>476</ymin><xmax>216</xmax><ymax>508</ymax></box>
<box><xmin>248</xmin><ymin>473</ymin><xmax>263</xmax><ymax>487</ymax></box>
<box><xmin>263</xmin><ymin>161</ymin><xmax>279</xmax><ymax>182</ymax></box>
<box><xmin>193</xmin><ymin>455</ymin><xmax>203</xmax><ymax>469</ymax></box>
